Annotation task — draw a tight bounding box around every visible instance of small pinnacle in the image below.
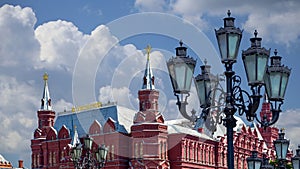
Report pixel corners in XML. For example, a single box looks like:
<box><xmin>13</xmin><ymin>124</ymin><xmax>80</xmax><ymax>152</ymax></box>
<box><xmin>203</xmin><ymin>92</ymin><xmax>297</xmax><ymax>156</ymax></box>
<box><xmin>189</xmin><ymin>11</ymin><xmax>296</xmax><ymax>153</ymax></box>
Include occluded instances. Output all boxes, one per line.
<box><xmin>280</xmin><ymin>128</ymin><xmax>285</xmax><ymax>133</ymax></box>
<box><xmin>227</xmin><ymin>10</ymin><xmax>231</xmax><ymax>17</ymax></box>
<box><xmin>274</xmin><ymin>49</ymin><xmax>278</xmax><ymax>56</ymax></box>
<box><xmin>254</xmin><ymin>30</ymin><xmax>258</xmax><ymax>38</ymax></box>
<box><xmin>204</xmin><ymin>59</ymin><xmax>207</xmax><ymax>65</ymax></box>
<box><xmin>43</xmin><ymin>72</ymin><xmax>48</xmax><ymax>81</ymax></box>
<box><xmin>179</xmin><ymin>40</ymin><xmax>183</xmax><ymax>47</ymax></box>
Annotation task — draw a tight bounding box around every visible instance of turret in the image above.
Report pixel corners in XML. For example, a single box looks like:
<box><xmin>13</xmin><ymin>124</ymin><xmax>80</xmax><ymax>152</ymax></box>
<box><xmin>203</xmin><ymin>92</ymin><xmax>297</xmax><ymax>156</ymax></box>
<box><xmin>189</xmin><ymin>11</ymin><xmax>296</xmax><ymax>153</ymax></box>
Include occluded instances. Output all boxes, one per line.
<box><xmin>134</xmin><ymin>45</ymin><xmax>164</xmax><ymax>123</ymax></box>
<box><xmin>35</xmin><ymin>73</ymin><xmax>56</xmax><ymax>137</ymax></box>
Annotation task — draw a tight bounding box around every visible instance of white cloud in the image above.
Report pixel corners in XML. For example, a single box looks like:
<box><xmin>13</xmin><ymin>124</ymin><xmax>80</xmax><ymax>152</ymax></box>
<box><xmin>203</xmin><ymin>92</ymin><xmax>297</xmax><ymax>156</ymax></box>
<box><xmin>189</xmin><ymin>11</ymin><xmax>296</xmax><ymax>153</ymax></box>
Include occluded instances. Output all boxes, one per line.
<box><xmin>53</xmin><ymin>99</ymin><xmax>74</xmax><ymax>113</ymax></box>
<box><xmin>98</xmin><ymin>85</ymin><xmax>137</xmax><ymax>108</ymax></box>
<box><xmin>276</xmin><ymin>109</ymin><xmax>300</xmax><ymax>151</ymax></box>
<box><xmin>134</xmin><ymin>0</ymin><xmax>300</xmax><ymax>44</ymax></box>
<box><xmin>134</xmin><ymin>0</ymin><xmax>169</xmax><ymax>12</ymax></box>
<box><xmin>35</xmin><ymin>20</ymin><xmax>88</xmax><ymax>71</ymax></box>
<box><xmin>0</xmin><ymin>4</ymin><xmax>40</xmax><ymax>67</ymax></box>
<box><xmin>243</xmin><ymin>9</ymin><xmax>300</xmax><ymax>45</ymax></box>
<box><xmin>0</xmin><ymin>75</ymin><xmax>39</xmax><ymax>153</ymax></box>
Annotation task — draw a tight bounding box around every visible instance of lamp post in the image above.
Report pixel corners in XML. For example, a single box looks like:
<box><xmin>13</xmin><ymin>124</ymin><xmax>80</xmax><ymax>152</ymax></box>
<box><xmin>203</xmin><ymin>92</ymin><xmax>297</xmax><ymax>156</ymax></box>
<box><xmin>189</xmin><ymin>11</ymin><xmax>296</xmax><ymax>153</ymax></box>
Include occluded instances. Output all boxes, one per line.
<box><xmin>166</xmin><ymin>10</ymin><xmax>291</xmax><ymax>169</ymax></box>
<box><xmin>274</xmin><ymin>129</ymin><xmax>290</xmax><ymax>169</ymax></box>
<box><xmin>292</xmin><ymin>146</ymin><xmax>300</xmax><ymax>169</ymax></box>
<box><xmin>71</xmin><ymin>135</ymin><xmax>108</xmax><ymax>169</ymax></box>
<box><xmin>247</xmin><ymin>150</ymin><xmax>262</xmax><ymax>169</ymax></box>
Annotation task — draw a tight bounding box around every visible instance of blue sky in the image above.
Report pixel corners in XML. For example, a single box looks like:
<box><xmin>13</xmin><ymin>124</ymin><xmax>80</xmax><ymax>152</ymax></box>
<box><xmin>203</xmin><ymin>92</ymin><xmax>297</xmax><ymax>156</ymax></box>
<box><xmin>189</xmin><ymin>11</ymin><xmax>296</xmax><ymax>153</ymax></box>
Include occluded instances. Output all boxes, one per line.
<box><xmin>0</xmin><ymin>0</ymin><xmax>299</xmax><ymax>168</ymax></box>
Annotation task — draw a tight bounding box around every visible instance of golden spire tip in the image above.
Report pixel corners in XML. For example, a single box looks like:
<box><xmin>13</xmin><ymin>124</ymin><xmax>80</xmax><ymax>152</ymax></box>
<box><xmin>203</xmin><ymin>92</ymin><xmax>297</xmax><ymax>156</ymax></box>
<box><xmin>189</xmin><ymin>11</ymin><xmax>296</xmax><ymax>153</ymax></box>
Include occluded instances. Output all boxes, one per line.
<box><xmin>146</xmin><ymin>44</ymin><xmax>152</xmax><ymax>60</ymax></box>
<box><xmin>43</xmin><ymin>73</ymin><xmax>49</xmax><ymax>81</ymax></box>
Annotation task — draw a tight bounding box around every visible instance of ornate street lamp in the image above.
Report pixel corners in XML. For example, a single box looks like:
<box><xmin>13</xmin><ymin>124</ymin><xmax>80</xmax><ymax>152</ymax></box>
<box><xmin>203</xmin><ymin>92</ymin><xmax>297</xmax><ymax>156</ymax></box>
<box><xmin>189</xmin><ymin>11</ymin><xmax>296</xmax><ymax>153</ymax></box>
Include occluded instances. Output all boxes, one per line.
<box><xmin>261</xmin><ymin>49</ymin><xmax>291</xmax><ymax>126</ymax></box>
<box><xmin>194</xmin><ymin>59</ymin><xmax>218</xmax><ymax>109</ymax></box>
<box><xmin>292</xmin><ymin>146</ymin><xmax>300</xmax><ymax>169</ymax></box>
<box><xmin>247</xmin><ymin>150</ymin><xmax>262</xmax><ymax>169</ymax></box>
<box><xmin>166</xmin><ymin>10</ymin><xmax>291</xmax><ymax>169</ymax></box>
<box><xmin>167</xmin><ymin>40</ymin><xmax>196</xmax><ymax>121</ymax></box>
<box><xmin>84</xmin><ymin>136</ymin><xmax>93</xmax><ymax>150</ymax></box>
<box><xmin>274</xmin><ymin>129</ymin><xmax>290</xmax><ymax>169</ymax></box>
<box><xmin>215</xmin><ymin>10</ymin><xmax>242</xmax><ymax>64</ymax></box>
<box><xmin>95</xmin><ymin>144</ymin><xmax>108</xmax><ymax>168</ymax></box>
<box><xmin>71</xmin><ymin>135</ymin><xmax>108</xmax><ymax>169</ymax></box>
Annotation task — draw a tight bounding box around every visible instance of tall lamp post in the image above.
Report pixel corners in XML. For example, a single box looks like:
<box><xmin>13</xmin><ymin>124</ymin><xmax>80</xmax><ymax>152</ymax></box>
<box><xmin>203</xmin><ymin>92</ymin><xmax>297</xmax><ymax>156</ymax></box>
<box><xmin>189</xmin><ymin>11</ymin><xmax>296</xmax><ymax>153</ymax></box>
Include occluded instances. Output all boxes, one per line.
<box><xmin>71</xmin><ymin>135</ymin><xmax>108</xmax><ymax>169</ymax></box>
<box><xmin>274</xmin><ymin>129</ymin><xmax>290</xmax><ymax>169</ymax></box>
<box><xmin>166</xmin><ymin>10</ymin><xmax>291</xmax><ymax>169</ymax></box>
<box><xmin>292</xmin><ymin>146</ymin><xmax>300</xmax><ymax>169</ymax></box>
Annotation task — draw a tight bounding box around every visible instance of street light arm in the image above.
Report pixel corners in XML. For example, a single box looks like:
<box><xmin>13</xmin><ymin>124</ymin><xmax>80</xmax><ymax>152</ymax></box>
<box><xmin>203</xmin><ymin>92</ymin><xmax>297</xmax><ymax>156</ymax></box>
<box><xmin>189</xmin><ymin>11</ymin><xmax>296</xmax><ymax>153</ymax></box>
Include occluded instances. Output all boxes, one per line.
<box><xmin>175</xmin><ymin>93</ymin><xmax>195</xmax><ymax>122</ymax></box>
<box><xmin>255</xmin><ymin>101</ymin><xmax>282</xmax><ymax>128</ymax></box>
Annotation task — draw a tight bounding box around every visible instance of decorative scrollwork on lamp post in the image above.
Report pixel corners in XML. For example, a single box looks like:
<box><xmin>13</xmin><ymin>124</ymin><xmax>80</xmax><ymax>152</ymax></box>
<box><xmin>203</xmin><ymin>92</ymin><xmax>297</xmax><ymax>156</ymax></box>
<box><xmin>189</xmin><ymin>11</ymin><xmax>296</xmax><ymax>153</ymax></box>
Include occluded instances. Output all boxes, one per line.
<box><xmin>71</xmin><ymin>135</ymin><xmax>108</xmax><ymax>169</ymax></box>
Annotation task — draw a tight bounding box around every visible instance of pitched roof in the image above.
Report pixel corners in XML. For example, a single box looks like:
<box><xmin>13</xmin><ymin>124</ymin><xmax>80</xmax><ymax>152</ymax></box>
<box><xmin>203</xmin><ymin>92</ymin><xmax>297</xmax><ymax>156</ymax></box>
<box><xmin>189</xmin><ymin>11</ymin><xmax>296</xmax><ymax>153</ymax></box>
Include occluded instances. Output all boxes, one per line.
<box><xmin>54</xmin><ymin>104</ymin><xmax>136</xmax><ymax>137</ymax></box>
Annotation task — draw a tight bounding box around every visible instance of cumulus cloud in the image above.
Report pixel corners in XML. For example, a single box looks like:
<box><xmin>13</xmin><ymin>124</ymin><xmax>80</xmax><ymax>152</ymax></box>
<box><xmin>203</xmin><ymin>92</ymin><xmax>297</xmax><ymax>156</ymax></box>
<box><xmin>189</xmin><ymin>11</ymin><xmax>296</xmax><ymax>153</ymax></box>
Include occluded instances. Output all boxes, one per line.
<box><xmin>276</xmin><ymin>109</ymin><xmax>300</xmax><ymax>151</ymax></box>
<box><xmin>134</xmin><ymin>0</ymin><xmax>300</xmax><ymax>44</ymax></box>
<box><xmin>0</xmin><ymin>75</ymin><xmax>39</xmax><ymax>153</ymax></box>
<box><xmin>134</xmin><ymin>0</ymin><xmax>169</xmax><ymax>12</ymax></box>
<box><xmin>98</xmin><ymin>85</ymin><xmax>137</xmax><ymax>108</ymax></box>
<box><xmin>0</xmin><ymin>4</ymin><xmax>40</xmax><ymax>67</ymax></box>
<box><xmin>35</xmin><ymin>20</ymin><xmax>88</xmax><ymax>71</ymax></box>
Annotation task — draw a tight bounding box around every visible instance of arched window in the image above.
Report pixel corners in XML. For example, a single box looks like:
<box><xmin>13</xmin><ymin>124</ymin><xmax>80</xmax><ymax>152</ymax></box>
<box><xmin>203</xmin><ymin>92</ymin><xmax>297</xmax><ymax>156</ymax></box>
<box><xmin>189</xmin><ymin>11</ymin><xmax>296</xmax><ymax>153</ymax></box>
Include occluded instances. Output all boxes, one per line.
<box><xmin>234</xmin><ymin>155</ymin><xmax>238</xmax><ymax>168</ymax></box>
<box><xmin>111</xmin><ymin>145</ymin><xmax>114</xmax><ymax>160</ymax></box>
<box><xmin>135</xmin><ymin>143</ymin><xmax>139</xmax><ymax>158</ymax></box>
<box><xmin>195</xmin><ymin>147</ymin><xmax>198</xmax><ymax>162</ymax></box>
<box><xmin>33</xmin><ymin>154</ymin><xmax>36</xmax><ymax>168</ymax></box>
<box><xmin>241</xmin><ymin>157</ymin><xmax>245</xmax><ymax>169</ymax></box>
<box><xmin>49</xmin><ymin>152</ymin><xmax>52</xmax><ymax>166</ymax></box>
<box><xmin>183</xmin><ymin>143</ymin><xmax>186</xmax><ymax>160</ymax></box>
<box><xmin>164</xmin><ymin>142</ymin><xmax>167</xmax><ymax>159</ymax></box>
<box><xmin>107</xmin><ymin>146</ymin><xmax>111</xmax><ymax>161</ymax></box>
<box><xmin>140</xmin><ymin>142</ymin><xmax>143</xmax><ymax>158</ymax></box>
<box><xmin>187</xmin><ymin>143</ymin><xmax>190</xmax><ymax>161</ymax></box>
<box><xmin>160</xmin><ymin>141</ymin><xmax>163</xmax><ymax>159</ymax></box>
<box><xmin>37</xmin><ymin>154</ymin><xmax>40</xmax><ymax>167</ymax></box>
<box><xmin>53</xmin><ymin>152</ymin><xmax>56</xmax><ymax>165</ymax></box>
<box><xmin>208</xmin><ymin>147</ymin><xmax>211</xmax><ymax>164</ymax></box>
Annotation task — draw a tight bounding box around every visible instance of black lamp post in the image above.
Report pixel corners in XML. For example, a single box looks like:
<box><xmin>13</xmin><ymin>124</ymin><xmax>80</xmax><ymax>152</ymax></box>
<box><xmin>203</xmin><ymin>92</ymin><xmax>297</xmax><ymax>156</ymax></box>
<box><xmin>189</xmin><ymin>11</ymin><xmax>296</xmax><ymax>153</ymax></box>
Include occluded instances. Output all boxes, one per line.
<box><xmin>274</xmin><ymin>129</ymin><xmax>290</xmax><ymax>169</ymax></box>
<box><xmin>247</xmin><ymin>150</ymin><xmax>262</xmax><ymax>169</ymax></box>
<box><xmin>71</xmin><ymin>135</ymin><xmax>108</xmax><ymax>169</ymax></box>
<box><xmin>166</xmin><ymin>10</ymin><xmax>291</xmax><ymax>169</ymax></box>
<box><xmin>292</xmin><ymin>146</ymin><xmax>300</xmax><ymax>169</ymax></box>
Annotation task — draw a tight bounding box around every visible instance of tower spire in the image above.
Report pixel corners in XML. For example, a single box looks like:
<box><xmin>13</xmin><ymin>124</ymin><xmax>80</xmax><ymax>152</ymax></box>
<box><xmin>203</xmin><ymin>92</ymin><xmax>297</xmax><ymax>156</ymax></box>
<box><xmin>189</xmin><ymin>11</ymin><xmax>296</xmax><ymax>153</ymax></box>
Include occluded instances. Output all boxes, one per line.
<box><xmin>142</xmin><ymin>45</ymin><xmax>155</xmax><ymax>90</ymax></box>
<box><xmin>41</xmin><ymin>73</ymin><xmax>52</xmax><ymax>110</ymax></box>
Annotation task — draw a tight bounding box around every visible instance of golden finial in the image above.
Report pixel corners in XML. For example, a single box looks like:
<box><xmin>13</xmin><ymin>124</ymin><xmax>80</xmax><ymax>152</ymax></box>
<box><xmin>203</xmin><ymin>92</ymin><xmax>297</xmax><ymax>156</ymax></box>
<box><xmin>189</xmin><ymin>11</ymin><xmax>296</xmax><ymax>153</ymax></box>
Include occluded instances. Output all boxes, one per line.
<box><xmin>43</xmin><ymin>72</ymin><xmax>49</xmax><ymax>81</ymax></box>
<box><xmin>280</xmin><ymin>128</ymin><xmax>285</xmax><ymax>133</ymax></box>
<box><xmin>74</xmin><ymin>125</ymin><xmax>77</xmax><ymax>129</ymax></box>
<box><xmin>146</xmin><ymin>44</ymin><xmax>152</xmax><ymax>60</ymax></box>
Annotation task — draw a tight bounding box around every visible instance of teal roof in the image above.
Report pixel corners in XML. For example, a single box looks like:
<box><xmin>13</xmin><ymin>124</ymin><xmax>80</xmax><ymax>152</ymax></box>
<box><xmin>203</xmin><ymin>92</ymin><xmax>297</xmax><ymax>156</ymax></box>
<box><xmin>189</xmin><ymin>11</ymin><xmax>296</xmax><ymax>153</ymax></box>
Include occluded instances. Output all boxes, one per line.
<box><xmin>54</xmin><ymin>104</ymin><xmax>136</xmax><ymax>137</ymax></box>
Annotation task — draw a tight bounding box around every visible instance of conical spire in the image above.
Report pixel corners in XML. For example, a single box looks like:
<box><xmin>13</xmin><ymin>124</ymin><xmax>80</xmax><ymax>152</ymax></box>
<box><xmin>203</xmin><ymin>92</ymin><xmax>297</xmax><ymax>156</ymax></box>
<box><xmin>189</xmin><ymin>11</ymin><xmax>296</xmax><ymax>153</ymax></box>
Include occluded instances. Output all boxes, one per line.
<box><xmin>41</xmin><ymin>73</ymin><xmax>52</xmax><ymax>110</ymax></box>
<box><xmin>142</xmin><ymin>45</ymin><xmax>155</xmax><ymax>90</ymax></box>
<box><xmin>70</xmin><ymin>126</ymin><xmax>81</xmax><ymax>147</ymax></box>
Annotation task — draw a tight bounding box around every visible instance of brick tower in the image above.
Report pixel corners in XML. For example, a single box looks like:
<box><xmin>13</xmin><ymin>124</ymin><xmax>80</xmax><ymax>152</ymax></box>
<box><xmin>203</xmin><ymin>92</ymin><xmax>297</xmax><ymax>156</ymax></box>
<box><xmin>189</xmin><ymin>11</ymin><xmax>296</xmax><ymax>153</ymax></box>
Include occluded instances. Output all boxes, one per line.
<box><xmin>130</xmin><ymin>45</ymin><xmax>169</xmax><ymax>169</ymax></box>
<box><xmin>31</xmin><ymin>73</ymin><xmax>56</xmax><ymax>169</ymax></box>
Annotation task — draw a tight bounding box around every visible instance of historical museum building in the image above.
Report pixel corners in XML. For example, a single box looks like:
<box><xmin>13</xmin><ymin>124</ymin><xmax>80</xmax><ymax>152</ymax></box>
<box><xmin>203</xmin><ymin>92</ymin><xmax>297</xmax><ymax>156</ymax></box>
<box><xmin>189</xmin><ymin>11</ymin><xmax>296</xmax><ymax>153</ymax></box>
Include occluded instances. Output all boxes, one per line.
<box><xmin>31</xmin><ymin>44</ymin><xmax>287</xmax><ymax>169</ymax></box>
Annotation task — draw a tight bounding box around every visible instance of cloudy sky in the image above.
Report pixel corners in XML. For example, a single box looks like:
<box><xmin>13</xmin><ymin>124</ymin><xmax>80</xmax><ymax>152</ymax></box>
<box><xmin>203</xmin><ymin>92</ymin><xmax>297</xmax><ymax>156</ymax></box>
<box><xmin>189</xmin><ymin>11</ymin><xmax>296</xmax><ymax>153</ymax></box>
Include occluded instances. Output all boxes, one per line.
<box><xmin>0</xmin><ymin>0</ymin><xmax>299</xmax><ymax>167</ymax></box>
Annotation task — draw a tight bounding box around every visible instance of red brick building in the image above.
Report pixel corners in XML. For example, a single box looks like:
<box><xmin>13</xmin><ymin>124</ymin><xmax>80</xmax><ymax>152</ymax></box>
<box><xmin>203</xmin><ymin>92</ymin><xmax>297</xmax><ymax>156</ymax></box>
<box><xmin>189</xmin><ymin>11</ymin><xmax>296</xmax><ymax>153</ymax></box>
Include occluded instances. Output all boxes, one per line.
<box><xmin>31</xmin><ymin>46</ymin><xmax>284</xmax><ymax>169</ymax></box>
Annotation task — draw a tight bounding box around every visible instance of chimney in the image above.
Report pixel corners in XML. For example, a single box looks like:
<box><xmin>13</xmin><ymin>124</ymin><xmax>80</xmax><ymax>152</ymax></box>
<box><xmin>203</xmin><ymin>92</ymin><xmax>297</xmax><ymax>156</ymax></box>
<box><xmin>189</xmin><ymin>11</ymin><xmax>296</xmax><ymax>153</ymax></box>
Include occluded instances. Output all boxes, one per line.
<box><xmin>18</xmin><ymin>160</ymin><xmax>23</xmax><ymax>168</ymax></box>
